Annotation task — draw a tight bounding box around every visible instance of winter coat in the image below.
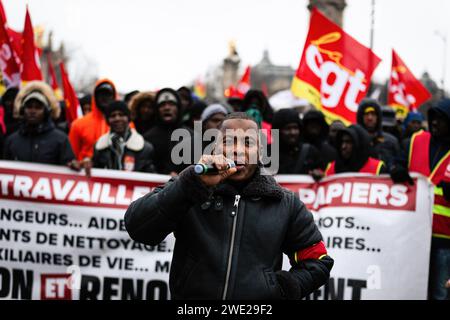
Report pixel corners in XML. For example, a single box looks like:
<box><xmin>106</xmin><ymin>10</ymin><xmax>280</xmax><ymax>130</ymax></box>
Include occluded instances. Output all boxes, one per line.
<box><xmin>69</xmin><ymin>79</ymin><xmax>117</xmax><ymax>161</ymax></box>
<box><xmin>3</xmin><ymin>81</ymin><xmax>74</xmax><ymax>165</ymax></box>
<box><xmin>124</xmin><ymin>166</ymin><xmax>334</xmax><ymax>299</ymax></box>
<box><xmin>356</xmin><ymin>99</ymin><xmax>401</xmax><ymax>169</ymax></box>
<box><xmin>93</xmin><ymin>128</ymin><xmax>155</xmax><ymax>173</ymax></box>
<box><xmin>3</xmin><ymin>119</ymin><xmax>74</xmax><ymax>165</ymax></box>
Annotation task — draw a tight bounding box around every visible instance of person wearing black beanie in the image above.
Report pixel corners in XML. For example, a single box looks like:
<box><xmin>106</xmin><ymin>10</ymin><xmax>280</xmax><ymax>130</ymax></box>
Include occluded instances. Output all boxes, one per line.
<box><xmin>104</xmin><ymin>100</ymin><xmax>131</xmax><ymax>120</ymax></box>
<box><xmin>272</xmin><ymin>108</ymin><xmax>324</xmax><ymax>178</ymax></box>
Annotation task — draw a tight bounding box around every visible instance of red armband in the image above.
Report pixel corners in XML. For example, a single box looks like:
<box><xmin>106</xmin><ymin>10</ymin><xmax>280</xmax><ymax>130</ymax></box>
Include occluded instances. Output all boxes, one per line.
<box><xmin>294</xmin><ymin>241</ymin><xmax>328</xmax><ymax>263</ymax></box>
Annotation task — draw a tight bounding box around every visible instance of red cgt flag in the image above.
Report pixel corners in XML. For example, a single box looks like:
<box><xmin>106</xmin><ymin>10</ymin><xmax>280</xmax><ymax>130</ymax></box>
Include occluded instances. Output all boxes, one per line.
<box><xmin>59</xmin><ymin>62</ymin><xmax>81</xmax><ymax>125</ymax></box>
<box><xmin>291</xmin><ymin>8</ymin><xmax>381</xmax><ymax>124</ymax></box>
<box><xmin>388</xmin><ymin>49</ymin><xmax>431</xmax><ymax>117</ymax></box>
<box><xmin>21</xmin><ymin>7</ymin><xmax>42</xmax><ymax>83</ymax></box>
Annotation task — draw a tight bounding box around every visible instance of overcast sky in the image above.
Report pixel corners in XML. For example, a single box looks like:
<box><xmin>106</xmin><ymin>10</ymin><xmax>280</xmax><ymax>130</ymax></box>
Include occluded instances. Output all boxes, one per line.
<box><xmin>3</xmin><ymin>0</ymin><xmax>450</xmax><ymax>94</ymax></box>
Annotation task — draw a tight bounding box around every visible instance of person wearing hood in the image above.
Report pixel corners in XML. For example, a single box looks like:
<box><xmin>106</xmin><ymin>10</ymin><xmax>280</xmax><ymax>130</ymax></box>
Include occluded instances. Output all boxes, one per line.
<box><xmin>201</xmin><ymin>103</ymin><xmax>228</xmax><ymax>131</ymax></box>
<box><xmin>302</xmin><ymin>109</ymin><xmax>337</xmax><ymax>165</ymax></box>
<box><xmin>272</xmin><ymin>108</ymin><xmax>323</xmax><ymax>177</ymax></box>
<box><xmin>92</xmin><ymin>101</ymin><xmax>155</xmax><ymax>173</ymax></box>
<box><xmin>144</xmin><ymin>88</ymin><xmax>193</xmax><ymax>175</ymax></box>
<box><xmin>3</xmin><ymin>81</ymin><xmax>75</xmax><ymax>165</ymax></box>
<box><xmin>325</xmin><ymin>125</ymin><xmax>387</xmax><ymax>176</ymax></box>
<box><xmin>129</xmin><ymin>91</ymin><xmax>156</xmax><ymax>135</ymax></box>
<box><xmin>356</xmin><ymin>99</ymin><xmax>401</xmax><ymax>169</ymax></box>
<box><xmin>403</xmin><ymin>99</ymin><xmax>450</xmax><ymax>300</ymax></box>
<box><xmin>69</xmin><ymin>79</ymin><xmax>117</xmax><ymax>163</ymax></box>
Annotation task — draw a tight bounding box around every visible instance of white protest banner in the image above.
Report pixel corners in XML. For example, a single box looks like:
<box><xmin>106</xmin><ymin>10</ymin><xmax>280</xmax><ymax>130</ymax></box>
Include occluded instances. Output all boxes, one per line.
<box><xmin>0</xmin><ymin>160</ymin><xmax>173</xmax><ymax>300</ymax></box>
<box><xmin>0</xmin><ymin>161</ymin><xmax>433</xmax><ymax>300</ymax></box>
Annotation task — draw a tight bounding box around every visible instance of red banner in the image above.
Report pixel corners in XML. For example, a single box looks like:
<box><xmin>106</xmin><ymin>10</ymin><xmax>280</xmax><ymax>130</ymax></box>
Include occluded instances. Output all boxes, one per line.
<box><xmin>388</xmin><ymin>49</ymin><xmax>431</xmax><ymax>118</ymax></box>
<box><xmin>291</xmin><ymin>8</ymin><xmax>381</xmax><ymax>124</ymax></box>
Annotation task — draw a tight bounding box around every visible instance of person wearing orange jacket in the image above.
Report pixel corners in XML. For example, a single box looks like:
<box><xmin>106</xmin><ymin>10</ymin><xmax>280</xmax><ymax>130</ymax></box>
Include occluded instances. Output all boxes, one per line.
<box><xmin>69</xmin><ymin>79</ymin><xmax>117</xmax><ymax>164</ymax></box>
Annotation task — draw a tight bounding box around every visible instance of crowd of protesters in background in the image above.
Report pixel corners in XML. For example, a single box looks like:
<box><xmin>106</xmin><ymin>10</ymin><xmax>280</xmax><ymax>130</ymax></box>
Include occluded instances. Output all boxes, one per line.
<box><xmin>0</xmin><ymin>80</ymin><xmax>448</xmax><ymax>300</ymax></box>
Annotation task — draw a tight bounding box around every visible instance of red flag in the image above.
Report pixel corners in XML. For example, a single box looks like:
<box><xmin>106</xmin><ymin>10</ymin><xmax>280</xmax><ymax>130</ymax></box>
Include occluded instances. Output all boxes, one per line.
<box><xmin>0</xmin><ymin>0</ymin><xmax>22</xmax><ymax>60</ymax></box>
<box><xmin>21</xmin><ymin>7</ymin><xmax>42</xmax><ymax>82</ymax></box>
<box><xmin>388</xmin><ymin>49</ymin><xmax>431</xmax><ymax>117</ymax></box>
<box><xmin>291</xmin><ymin>8</ymin><xmax>381</xmax><ymax>124</ymax></box>
<box><xmin>7</xmin><ymin>29</ymin><xmax>22</xmax><ymax>62</ymax></box>
<box><xmin>0</xmin><ymin>11</ymin><xmax>20</xmax><ymax>87</ymax></box>
<box><xmin>0</xmin><ymin>0</ymin><xmax>6</xmax><ymax>25</ymax></box>
<box><xmin>47</xmin><ymin>53</ymin><xmax>63</xmax><ymax>100</ymax></box>
<box><xmin>59</xmin><ymin>62</ymin><xmax>81</xmax><ymax>125</ymax></box>
<box><xmin>236</xmin><ymin>65</ymin><xmax>251</xmax><ymax>97</ymax></box>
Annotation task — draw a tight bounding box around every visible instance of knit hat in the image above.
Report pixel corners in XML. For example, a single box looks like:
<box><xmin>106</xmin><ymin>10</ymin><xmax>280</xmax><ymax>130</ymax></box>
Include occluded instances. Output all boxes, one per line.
<box><xmin>105</xmin><ymin>100</ymin><xmax>131</xmax><ymax>120</ymax></box>
<box><xmin>22</xmin><ymin>91</ymin><xmax>50</xmax><ymax>110</ymax></box>
<box><xmin>201</xmin><ymin>103</ymin><xmax>228</xmax><ymax>121</ymax></box>
<box><xmin>403</xmin><ymin>111</ymin><xmax>424</xmax><ymax>129</ymax></box>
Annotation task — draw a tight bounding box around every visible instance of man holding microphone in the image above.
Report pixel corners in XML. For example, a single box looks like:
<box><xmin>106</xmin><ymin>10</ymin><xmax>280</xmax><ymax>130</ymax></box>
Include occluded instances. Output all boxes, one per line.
<box><xmin>124</xmin><ymin>112</ymin><xmax>333</xmax><ymax>299</ymax></box>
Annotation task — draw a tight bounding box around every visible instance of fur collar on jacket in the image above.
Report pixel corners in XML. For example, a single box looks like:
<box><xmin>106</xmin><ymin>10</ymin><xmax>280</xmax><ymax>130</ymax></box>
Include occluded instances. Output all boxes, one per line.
<box><xmin>215</xmin><ymin>169</ymin><xmax>284</xmax><ymax>200</ymax></box>
<box><xmin>14</xmin><ymin>81</ymin><xmax>60</xmax><ymax>120</ymax></box>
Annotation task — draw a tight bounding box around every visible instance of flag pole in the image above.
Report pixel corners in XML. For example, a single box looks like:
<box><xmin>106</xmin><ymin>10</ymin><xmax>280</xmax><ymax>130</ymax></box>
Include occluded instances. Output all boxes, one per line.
<box><xmin>370</xmin><ymin>0</ymin><xmax>375</xmax><ymax>52</ymax></box>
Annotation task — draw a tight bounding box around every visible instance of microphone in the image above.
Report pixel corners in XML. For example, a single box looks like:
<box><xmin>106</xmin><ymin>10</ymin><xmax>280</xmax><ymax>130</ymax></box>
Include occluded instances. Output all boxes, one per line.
<box><xmin>194</xmin><ymin>161</ymin><xmax>236</xmax><ymax>175</ymax></box>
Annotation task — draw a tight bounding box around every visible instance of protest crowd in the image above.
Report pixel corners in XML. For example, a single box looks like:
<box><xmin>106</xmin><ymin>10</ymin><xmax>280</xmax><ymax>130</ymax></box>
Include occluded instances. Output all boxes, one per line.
<box><xmin>0</xmin><ymin>3</ymin><xmax>449</xmax><ymax>300</ymax></box>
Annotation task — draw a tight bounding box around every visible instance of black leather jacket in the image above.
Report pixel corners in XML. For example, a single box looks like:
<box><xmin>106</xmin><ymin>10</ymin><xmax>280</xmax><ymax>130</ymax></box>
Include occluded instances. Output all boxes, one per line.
<box><xmin>125</xmin><ymin>166</ymin><xmax>333</xmax><ymax>299</ymax></box>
